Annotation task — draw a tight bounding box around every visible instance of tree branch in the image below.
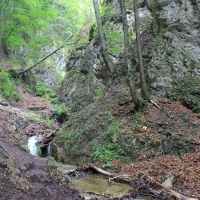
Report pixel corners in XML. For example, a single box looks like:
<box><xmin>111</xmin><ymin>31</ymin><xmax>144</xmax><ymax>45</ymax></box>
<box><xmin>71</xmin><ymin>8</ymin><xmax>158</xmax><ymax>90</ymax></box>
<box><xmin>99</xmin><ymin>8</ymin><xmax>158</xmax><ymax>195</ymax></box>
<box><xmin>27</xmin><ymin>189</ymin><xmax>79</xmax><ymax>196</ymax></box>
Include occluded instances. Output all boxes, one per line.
<box><xmin>18</xmin><ymin>34</ymin><xmax>75</xmax><ymax>75</ymax></box>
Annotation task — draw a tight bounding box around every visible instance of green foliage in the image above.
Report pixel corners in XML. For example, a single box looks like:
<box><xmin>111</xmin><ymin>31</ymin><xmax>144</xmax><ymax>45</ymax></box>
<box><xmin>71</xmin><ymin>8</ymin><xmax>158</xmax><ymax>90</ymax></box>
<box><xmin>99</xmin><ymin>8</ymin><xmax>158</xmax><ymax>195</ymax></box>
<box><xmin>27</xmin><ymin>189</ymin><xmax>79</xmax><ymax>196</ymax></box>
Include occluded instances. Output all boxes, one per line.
<box><xmin>109</xmin><ymin>10</ymin><xmax>115</xmax><ymax>17</ymax></box>
<box><xmin>8</xmin><ymin>68</ymin><xmax>19</xmax><ymax>78</ymax></box>
<box><xmin>50</xmin><ymin>97</ymin><xmax>58</xmax><ymax>104</ymax></box>
<box><xmin>125</xmin><ymin>0</ymin><xmax>133</xmax><ymax>9</ymax></box>
<box><xmin>106</xmin><ymin>28</ymin><xmax>124</xmax><ymax>54</ymax></box>
<box><xmin>36</xmin><ymin>113</ymin><xmax>43</xmax><ymax>123</ymax></box>
<box><xmin>51</xmin><ymin>103</ymin><xmax>67</xmax><ymax>116</ymax></box>
<box><xmin>37</xmin><ymin>146</ymin><xmax>42</xmax><ymax>156</ymax></box>
<box><xmin>59</xmin><ymin>129</ymin><xmax>78</xmax><ymax>145</ymax></box>
<box><xmin>107</xmin><ymin>122</ymin><xmax>120</xmax><ymax>143</ymax></box>
<box><xmin>1</xmin><ymin>0</ymin><xmax>57</xmax><ymax>53</ymax></box>
<box><xmin>104</xmin><ymin>111</ymin><xmax>114</xmax><ymax>121</ymax></box>
<box><xmin>92</xmin><ymin>141</ymin><xmax>120</xmax><ymax>163</ymax></box>
<box><xmin>45</xmin><ymin>116</ymin><xmax>53</xmax><ymax>127</ymax></box>
<box><xmin>99</xmin><ymin>5</ymin><xmax>110</xmax><ymax>17</ymax></box>
<box><xmin>0</xmin><ymin>71</ymin><xmax>20</xmax><ymax>101</ymax></box>
<box><xmin>107</xmin><ymin>122</ymin><xmax>120</xmax><ymax>136</ymax></box>
<box><xmin>119</xmin><ymin>89</ymin><xmax>130</xmax><ymax>103</ymax></box>
<box><xmin>92</xmin><ymin>122</ymin><xmax>123</xmax><ymax>163</ymax></box>
<box><xmin>21</xmin><ymin>144</ymin><xmax>29</xmax><ymax>152</ymax></box>
<box><xmin>94</xmin><ymin>88</ymin><xmax>104</xmax><ymax>101</ymax></box>
<box><xmin>0</xmin><ymin>0</ymin><xmax>94</xmax><ymax>74</ymax></box>
<box><xmin>36</xmin><ymin>82</ymin><xmax>58</xmax><ymax>103</ymax></box>
<box><xmin>48</xmin><ymin>156</ymin><xmax>58</xmax><ymax>164</ymax></box>
<box><xmin>36</xmin><ymin>83</ymin><xmax>47</xmax><ymax>96</ymax></box>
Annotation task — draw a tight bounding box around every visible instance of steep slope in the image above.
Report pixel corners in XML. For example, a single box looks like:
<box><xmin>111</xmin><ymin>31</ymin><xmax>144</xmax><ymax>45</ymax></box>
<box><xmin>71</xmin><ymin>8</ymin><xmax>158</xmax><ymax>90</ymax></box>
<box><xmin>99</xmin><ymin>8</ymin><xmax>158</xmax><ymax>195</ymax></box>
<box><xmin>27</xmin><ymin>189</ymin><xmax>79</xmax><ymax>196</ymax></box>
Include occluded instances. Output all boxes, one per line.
<box><xmin>53</xmin><ymin>0</ymin><xmax>200</xmax><ymax>162</ymax></box>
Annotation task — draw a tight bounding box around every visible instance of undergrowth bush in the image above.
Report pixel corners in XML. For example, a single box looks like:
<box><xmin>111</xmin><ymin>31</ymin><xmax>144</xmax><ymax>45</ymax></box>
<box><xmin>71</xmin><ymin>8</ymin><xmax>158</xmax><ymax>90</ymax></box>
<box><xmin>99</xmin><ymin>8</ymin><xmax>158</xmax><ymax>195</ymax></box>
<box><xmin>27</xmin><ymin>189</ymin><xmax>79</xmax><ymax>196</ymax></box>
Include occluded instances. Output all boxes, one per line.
<box><xmin>51</xmin><ymin>103</ymin><xmax>67</xmax><ymax>115</ymax></box>
<box><xmin>36</xmin><ymin>82</ymin><xmax>58</xmax><ymax>103</ymax></box>
<box><xmin>0</xmin><ymin>71</ymin><xmax>20</xmax><ymax>101</ymax></box>
<box><xmin>36</xmin><ymin>83</ymin><xmax>46</xmax><ymax>96</ymax></box>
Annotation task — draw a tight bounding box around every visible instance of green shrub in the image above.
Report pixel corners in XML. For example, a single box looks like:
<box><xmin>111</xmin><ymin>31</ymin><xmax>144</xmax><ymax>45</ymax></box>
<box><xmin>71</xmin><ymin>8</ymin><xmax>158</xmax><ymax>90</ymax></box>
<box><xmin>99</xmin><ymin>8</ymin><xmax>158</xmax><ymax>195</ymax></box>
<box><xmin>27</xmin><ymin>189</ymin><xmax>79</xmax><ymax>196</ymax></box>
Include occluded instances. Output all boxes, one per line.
<box><xmin>106</xmin><ymin>28</ymin><xmax>124</xmax><ymax>54</ymax></box>
<box><xmin>36</xmin><ymin>82</ymin><xmax>58</xmax><ymax>103</ymax></box>
<box><xmin>94</xmin><ymin>88</ymin><xmax>104</xmax><ymax>101</ymax></box>
<box><xmin>36</xmin><ymin>83</ymin><xmax>47</xmax><ymax>96</ymax></box>
<box><xmin>50</xmin><ymin>97</ymin><xmax>58</xmax><ymax>104</ymax></box>
<box><xmin>107</xmin><ymin>122</ymin><xmax>120</xmax><ymax>136</ymax></box>
<box><xmin>0</xmin><ymin>71</ymin><xmax>20</xmax><ymax>101</ymax></box>
<box><xmin>45</xmin><ymin>116</ymin><xmax>53</xmax><ymax>127</ymax></box>
<box><xmin>37</xmin><ymin>146</ymin><xmax>42</xmax><ymax>156</ymax></box>
<box><xmin>100</xmin><ymin>5</ymin><xmax>110</xmax><ymax>17</ymax></box>
<box><xmin>48</xmin><ymin>156</ymin><xmax>57</xmax><ymax>164</ymax></box>
<box><xmin>51</xmin><ymin>103</ymin><xmax>67</xmax><ymax>116</ymax></box>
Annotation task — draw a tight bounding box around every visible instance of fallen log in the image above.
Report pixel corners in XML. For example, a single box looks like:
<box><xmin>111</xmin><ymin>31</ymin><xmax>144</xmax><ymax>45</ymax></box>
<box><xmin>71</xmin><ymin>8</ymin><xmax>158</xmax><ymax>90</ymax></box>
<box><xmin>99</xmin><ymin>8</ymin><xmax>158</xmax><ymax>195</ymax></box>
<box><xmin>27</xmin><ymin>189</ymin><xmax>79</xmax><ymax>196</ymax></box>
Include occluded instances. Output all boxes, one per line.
<box><xmin>89</xmin><ymin>164</ymin><xmax>113</xmax><ymax>176</ymax></box>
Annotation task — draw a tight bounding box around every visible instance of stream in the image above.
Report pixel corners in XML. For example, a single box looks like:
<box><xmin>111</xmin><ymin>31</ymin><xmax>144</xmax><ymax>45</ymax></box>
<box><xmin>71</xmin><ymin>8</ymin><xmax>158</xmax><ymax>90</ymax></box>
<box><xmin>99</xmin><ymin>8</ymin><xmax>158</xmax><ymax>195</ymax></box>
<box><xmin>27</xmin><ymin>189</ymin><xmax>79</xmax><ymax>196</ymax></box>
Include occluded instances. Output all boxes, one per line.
<box><xmin>67</xmin><ymin>172</ymin><xmax>154</xmax><ymax>200</ymax></box>
<box><xmin>27</xmin><ymin>136</ymin><xmax>155</xmax><ymax>200</ymax></box>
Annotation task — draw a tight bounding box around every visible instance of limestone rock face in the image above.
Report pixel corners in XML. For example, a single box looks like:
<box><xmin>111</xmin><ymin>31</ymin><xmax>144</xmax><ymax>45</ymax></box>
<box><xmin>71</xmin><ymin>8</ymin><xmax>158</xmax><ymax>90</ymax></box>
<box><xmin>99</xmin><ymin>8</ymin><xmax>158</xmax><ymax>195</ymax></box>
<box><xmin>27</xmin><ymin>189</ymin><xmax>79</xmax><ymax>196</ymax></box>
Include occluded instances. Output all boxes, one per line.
<box><xmin>59</xmin><ymin>39</ymin><xmax>104</xmax><ymax>113</ymax></box>
<box><xmin>59</xmin><ymin>0</ymin><xmax>152</xmax><ymax>111</ymax></box>
<box><xmin>143</xmin><ymin>0</ymin><xmax>200</xmax><ymax>96</ymax></box>
<box><xmin>158</xmin><ymin>0</ymin><xmax>200</xmax><ymax>59</ymax></box>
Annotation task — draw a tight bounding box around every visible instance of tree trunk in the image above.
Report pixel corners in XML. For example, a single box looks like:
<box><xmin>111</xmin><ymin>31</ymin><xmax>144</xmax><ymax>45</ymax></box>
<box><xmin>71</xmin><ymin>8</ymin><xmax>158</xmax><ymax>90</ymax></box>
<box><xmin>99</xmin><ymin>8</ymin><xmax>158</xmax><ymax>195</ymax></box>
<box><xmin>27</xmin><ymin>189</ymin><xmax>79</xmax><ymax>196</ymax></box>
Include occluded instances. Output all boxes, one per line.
<box><xmin>119</xmin><ymin>0</ymin><xmax>140</xmax><ymax>108</ymax></box>
<box><xmin>134</xmin><ymin>0</ymin><xmax>149</xmax><ymax>100</ymax></box>
<box><xmin>0</xmin><ymin>0</ymin><xmax>3</xmax><ymax>53</ymax></box>
<box><xmin>93</xmin><ymin>0</ymin><xmax>114</xmax><ymax>73</ymax></box>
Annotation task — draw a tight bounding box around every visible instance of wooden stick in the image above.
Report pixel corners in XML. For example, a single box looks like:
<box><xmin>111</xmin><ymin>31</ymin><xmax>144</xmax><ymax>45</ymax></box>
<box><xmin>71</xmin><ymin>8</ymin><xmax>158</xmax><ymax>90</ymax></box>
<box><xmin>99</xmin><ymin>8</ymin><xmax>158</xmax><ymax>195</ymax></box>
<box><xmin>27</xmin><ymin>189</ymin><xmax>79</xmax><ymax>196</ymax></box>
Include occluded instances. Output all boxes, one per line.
<box><xmin>150</xmin><ymin>99</ymin><xmax>161</xmax><ymax>110</ymax></box>
<box><xmin>89</xmin><ymin>164</ymin><xmax>113</xmax><ymax>176</ymax></box>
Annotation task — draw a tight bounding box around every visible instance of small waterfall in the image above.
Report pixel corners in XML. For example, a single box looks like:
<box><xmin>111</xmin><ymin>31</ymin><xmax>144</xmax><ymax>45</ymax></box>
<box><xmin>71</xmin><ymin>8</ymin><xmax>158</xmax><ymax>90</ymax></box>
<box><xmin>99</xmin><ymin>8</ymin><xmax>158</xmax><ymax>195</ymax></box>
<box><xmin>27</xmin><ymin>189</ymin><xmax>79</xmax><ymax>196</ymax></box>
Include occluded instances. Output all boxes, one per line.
<box><xmin>27</xmin><ymin>135</ymin><xmax>39</xmax><ymax>155</ymax></box>
<box><xmin>27</xmin><ymin>135</ymin><xmax>51</xmax><ymax>156</ymax></box>
<box><xmin>27</xmin><ymin>118</ymin><xmax>58</xmax><ymax>156</ymax></box>
<box><xmin>53</xmin><ymin>118</ymin><xmax>59</xmax><ymax>125</ymax></box>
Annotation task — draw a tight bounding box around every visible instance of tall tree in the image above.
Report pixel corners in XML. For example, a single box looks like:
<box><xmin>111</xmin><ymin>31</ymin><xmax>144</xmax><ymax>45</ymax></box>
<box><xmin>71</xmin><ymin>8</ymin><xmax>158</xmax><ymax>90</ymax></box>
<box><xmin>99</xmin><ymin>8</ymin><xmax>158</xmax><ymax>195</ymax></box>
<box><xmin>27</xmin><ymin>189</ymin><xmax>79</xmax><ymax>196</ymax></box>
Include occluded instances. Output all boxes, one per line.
<box><xmin>134</xmin><ymin>0</ymin><xmax>149</xmax><ymax>100</ymax></box>
<box><xmin>119</xmin><ymin>0</ymin><xmax>140</xmax><ymax>108</ymax></box>
<box><xmin>93</xmin><ymin>0</ymin><xmax>114</xmax><ymax>73</ymax></box>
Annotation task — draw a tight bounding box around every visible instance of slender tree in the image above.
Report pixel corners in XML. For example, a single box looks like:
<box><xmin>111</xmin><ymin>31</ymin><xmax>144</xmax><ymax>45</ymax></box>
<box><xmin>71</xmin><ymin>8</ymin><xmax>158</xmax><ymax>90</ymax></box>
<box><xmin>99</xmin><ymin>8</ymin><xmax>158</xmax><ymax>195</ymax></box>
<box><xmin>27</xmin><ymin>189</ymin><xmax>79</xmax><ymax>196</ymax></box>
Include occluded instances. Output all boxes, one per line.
<box><xmin>93</xmin><ymin>0</ymin><xmax>114</xmax><ymax>73</ymax></box>
<box><xmin>134</xmin><ymin>0</ymin><xmax>149</xmax><ymax>100</ymax></box>
<box><xmin>119</xmin><ymin>0</ymin><xmax>140</xmax><ymax>108</ymax></box>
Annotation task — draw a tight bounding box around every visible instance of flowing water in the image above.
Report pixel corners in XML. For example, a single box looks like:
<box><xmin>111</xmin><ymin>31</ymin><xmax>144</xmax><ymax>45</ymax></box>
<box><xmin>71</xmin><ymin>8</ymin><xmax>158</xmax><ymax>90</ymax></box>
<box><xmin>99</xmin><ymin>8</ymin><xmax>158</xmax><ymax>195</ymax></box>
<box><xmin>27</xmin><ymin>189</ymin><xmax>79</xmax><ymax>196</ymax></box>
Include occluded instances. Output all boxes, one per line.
<box><xmin>27</xmin><ymin>135</ymin><xmax>40</xmax><ymax>155</ymax></box>
<box><xmin>67</xmin><ymin>172</ymin><xmax>154</xmax><ymax>200</ymax></box>
<box><xmin>27</xmin><ymin>135</ymin><xmax>50</xmax><ymax>156</ymax></box>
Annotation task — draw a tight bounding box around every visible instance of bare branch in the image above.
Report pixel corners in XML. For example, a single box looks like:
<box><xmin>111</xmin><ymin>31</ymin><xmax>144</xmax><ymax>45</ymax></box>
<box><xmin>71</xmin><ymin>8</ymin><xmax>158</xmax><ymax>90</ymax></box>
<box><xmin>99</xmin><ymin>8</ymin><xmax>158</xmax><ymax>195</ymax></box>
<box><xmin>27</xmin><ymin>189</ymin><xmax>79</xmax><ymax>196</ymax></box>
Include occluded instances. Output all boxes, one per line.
<box><xmin>18</xmin><ymin>34</ymin><xmax>75</xmax><ymax>75</ymax></box>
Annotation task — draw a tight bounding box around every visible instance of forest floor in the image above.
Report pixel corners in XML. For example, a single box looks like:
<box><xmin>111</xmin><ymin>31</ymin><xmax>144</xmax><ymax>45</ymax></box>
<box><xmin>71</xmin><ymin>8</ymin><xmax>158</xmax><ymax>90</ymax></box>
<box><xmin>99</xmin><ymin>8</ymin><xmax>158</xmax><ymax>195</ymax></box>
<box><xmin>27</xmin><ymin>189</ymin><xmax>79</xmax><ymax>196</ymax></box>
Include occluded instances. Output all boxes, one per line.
<box><xmin>0</xmin><ymin>84</ymin><xmax>200</xmax><ymax>199</ymax></box>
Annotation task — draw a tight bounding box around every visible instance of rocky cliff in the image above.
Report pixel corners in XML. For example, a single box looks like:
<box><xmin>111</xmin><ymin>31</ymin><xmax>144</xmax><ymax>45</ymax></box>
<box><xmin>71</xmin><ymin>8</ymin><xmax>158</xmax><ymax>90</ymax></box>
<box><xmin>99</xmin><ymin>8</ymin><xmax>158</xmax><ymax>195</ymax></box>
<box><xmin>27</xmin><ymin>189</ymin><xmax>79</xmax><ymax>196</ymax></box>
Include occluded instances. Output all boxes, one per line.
<box><xmin>58</xmin><ymin>0</ymin><xmax>200</xmax><ymax>112</ymax></box>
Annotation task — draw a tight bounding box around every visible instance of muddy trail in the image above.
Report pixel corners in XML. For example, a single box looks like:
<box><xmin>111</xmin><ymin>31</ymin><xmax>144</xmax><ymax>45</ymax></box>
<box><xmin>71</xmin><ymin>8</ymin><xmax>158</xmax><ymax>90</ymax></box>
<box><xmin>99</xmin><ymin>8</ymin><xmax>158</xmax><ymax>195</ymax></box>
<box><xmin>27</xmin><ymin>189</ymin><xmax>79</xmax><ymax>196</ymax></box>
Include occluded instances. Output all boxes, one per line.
<box><xmin>0</xmin><ymin>141</ymin><xmax>81</xmax><ymax>200</ymax></box>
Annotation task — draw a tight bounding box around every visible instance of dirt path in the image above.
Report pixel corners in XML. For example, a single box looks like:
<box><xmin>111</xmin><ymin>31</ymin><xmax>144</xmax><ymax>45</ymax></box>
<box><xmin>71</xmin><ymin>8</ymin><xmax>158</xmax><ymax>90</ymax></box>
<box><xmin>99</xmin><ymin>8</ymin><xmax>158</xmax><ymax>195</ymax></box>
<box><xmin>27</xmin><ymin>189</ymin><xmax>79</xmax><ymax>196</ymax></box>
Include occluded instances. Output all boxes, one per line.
<box><xmin>0</xmin><ymin>140</ymin><xmax>81</xmax><ymax>200</ymax></box>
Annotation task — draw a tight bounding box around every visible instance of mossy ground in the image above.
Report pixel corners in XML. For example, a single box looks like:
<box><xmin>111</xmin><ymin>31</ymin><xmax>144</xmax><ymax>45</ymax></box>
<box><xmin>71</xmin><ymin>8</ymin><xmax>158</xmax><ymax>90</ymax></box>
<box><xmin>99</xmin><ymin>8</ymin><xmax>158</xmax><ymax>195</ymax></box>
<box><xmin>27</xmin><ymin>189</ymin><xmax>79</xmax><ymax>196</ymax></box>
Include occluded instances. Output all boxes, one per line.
<box><xmin>53</xmin><ymin>84</ymin><xmax>199</xmax><ymax>167</ymax></box>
